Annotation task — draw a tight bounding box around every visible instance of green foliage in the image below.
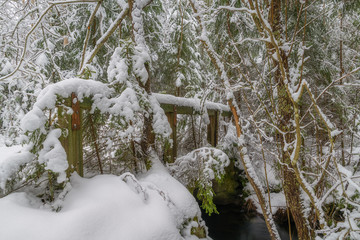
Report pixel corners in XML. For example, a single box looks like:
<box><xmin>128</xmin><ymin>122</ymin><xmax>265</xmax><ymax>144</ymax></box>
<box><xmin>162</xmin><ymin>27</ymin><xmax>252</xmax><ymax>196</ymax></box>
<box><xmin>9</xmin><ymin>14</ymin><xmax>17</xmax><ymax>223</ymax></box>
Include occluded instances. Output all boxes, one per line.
<box><xmin>197</xmin><ymin>185</ymin><xmax>219</xmax><ymax>216</ymax></box>
<box><xmin>78</xmin><ymin>67</ymin><xmax>96</xmax><ymax>80</ymax></box>
<box><xmin>195</xmin><ymin>162</ymin><xmax>227</xmax><ymax>216</ymax></box>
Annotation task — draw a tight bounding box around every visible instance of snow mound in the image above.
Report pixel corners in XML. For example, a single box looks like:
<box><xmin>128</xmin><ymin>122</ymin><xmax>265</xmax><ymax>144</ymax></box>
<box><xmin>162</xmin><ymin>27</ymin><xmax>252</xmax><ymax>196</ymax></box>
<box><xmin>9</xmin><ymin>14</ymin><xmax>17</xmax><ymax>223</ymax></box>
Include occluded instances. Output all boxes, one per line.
<box><xmin>0</xmin><ymin>163</ymin><xmax>207</xmax><ymax>240</ymax></box>
<box><xmin>141</xmin><ymin>157</ymin><xmax>203</xmax><ymax>228</ymax></box>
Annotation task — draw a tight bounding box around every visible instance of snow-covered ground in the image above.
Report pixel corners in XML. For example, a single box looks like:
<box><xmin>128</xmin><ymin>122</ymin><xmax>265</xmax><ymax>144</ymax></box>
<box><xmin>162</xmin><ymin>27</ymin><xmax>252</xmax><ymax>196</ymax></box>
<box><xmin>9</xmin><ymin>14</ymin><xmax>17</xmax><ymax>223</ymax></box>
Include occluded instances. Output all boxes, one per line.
<box><xmin>0</xmin><ymin>145</ymin><xmax>208</xmax><ymax>240</ymax></box>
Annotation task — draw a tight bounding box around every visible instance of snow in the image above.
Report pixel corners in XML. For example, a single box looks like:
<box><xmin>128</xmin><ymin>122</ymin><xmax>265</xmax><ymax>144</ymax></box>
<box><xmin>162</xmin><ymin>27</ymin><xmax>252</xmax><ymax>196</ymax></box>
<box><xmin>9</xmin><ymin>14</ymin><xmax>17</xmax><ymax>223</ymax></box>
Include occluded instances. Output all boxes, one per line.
<box><xmin>248</xmin><ymin>192</ymin><xmax>287</xmax><ymax>215</ymax></box>
<box><xmin>133</xmin><ymin>45</ymin><xmax>151</xmax><ymax>85</ymax></box>
<box><xmin>338</xmin><ymin>164</ymin><xmax>353</xmax><ymax>178</ymax></box>
<box><xmin>21</xmin><ymin>78</ymin><xmax>113</xmax><ymax>132</ymax></box>
<box><xmin>260</xmin><ymin>163</ymin><xmax>281</xmax><ymax>188</ymax></box>
<box><xmin>149</xmin><ymin>95</ymin><xmax>172</xmax><ymax>138</ymax></box>
<box><xmin>131</xmin><ymin>0</ymin><xmax>151</xmax><ymax>85</ymax></box>
<box><xmin>21</xmin><ymin>78</ymin><xmax>145</xmax><ymax>134</ymax></box>
<box><xmin>168</xmin><ymin>147</ymin><xmax>230</xmax><ymax>189</ymax></box>
<box><xmin>176</xmin><ymin>72</ymin><xmax>185</xmax><ymax>87</ymax></box>
<box><xmin>0</xmin><ymin>158</ymin><xmax>208</xmax><ymax>240</ymax></box>
<box><xmin>246</xmin><ymin>191</ymin><xmax>288</xmax><ymax>217</ymax></box>
<box><xmin>290</xmin><ymin>80</ymin><xmax>308</xmax><ymax>102</ymax></box>
<box><xmin>35</xmin><ymin>52</ymin><xmax>48</xmax><ymax>66</ymax></box>
<box><xmin>38</xmin><ymin>129</ymin><xmax>68</xmax><ymax>183</ymax></box>
<box><xmin>235</xmin><ymin>134</ymin><xmax>281</xmax><ymax>239</ymax></box>
<box><xmin>107</xmin><ymin>87</ymin><xmax>140</xmax><ymax>120</ymax></box>
<box><xmin>107</xmin><ymin>47</ymin><xmax>129</xmax><ymax>84</ymax></box>
<box><xmin>154</xmin><ymin>93</ymin><xmax>230</xmax><ymax>113</ymax></box>
<box><xmin>330</xmin><ymin>129</ymin><xmax>342</xmax><ymax>138</ymax></box>
<box><xmin>116</xmin><ymin>0</ymin><xmax>127</xmax><ymax>9</ymax></box>
<box><xmin>21</xmin><ymin>106</ymin><xmax>47</xmax><ymax>132</ymax></box>
<box><xmin>0</xmin><ymin>60</ymin><xmax>14</xmax><ymax>75</ymax></box>
<box><xmin>271</xmin><ymin>52</ymin><xmax>278</xmax><ymax>61</ymax></box>
<box><xmin>141</xmin><ymin>156</ymin><xmax>204</xmax><ymax>231</ymax></box>
<box><xmin>216</xmin><ymin>6</ymin><xmax>256</xmax><ymax>14</ymax></box>
<box><xmin>19</xmin><ymin>78</ymin><xmax>146</xmax><ymax>185</ymax></box>
<box><xmin>0</xmin><ymin>145</ymin><xmax>34</xmax><ymax>191</ymax></box>
<box><xmin>33</xmin><ymin>78</ymin><xmax>112</xmax><ymax>110</ymax></box>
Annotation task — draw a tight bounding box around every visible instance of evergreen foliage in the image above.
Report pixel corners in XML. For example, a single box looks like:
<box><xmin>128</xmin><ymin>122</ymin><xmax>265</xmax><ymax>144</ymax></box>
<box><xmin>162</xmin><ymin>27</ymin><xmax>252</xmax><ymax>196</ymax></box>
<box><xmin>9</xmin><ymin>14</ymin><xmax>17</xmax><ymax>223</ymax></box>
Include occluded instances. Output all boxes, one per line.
<box><xmin>1</xmin><ymin>0</ymin><xmax>360</xmax><ymax>239</ymax></box>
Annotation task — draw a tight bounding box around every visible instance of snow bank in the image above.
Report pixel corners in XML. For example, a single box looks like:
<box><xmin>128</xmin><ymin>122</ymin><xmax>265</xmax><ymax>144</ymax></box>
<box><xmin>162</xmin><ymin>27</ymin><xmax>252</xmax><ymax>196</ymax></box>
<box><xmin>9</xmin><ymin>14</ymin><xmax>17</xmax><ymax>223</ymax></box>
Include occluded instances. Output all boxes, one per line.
<box><xmin>247</xmin><ymin>192</ymin><xmax>286</xmax><ymax>216</ymax></box>
<box><xmin>141</xmin><ymin>157</ymin><xmax>203</xmax><ymax>229</ymax></box>
<box><xmin>0</xmin><ymin>160</ymin><xmax>208</xmax><ymax>240</ymax></box>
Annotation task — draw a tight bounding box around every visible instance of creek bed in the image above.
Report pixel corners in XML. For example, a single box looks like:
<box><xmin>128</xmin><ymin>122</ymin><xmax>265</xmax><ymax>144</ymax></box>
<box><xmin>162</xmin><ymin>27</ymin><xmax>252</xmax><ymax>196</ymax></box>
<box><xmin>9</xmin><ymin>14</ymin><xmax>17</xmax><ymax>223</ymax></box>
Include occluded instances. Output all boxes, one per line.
<box><xmin>202</xmin><ymin>204</ymin><xmax>298</xmax><ymax>240</ymax></box>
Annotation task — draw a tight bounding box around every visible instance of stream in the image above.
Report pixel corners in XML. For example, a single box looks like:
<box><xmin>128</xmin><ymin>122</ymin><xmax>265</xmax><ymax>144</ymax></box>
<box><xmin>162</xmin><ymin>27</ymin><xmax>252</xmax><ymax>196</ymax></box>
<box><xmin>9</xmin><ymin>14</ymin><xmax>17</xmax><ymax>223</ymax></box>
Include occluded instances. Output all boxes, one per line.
<box><xmin>202</xmin><ymin>204</ymin><xmax>298</xmax><ymax>240</ymax></box>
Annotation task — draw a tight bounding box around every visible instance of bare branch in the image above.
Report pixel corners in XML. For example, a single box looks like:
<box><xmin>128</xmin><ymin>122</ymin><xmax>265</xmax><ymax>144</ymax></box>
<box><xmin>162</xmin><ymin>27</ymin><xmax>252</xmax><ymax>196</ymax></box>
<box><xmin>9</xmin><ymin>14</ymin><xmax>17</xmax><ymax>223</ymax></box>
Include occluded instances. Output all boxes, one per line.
<box><xmin>78</xmin><ymin>6</ymin><xmax>129</xmax><ymax>76</ymax></box>
<box><xmin>0</xmin><ymin>0</ymin><xmax>99</xmax><ymax>82</ymax></box>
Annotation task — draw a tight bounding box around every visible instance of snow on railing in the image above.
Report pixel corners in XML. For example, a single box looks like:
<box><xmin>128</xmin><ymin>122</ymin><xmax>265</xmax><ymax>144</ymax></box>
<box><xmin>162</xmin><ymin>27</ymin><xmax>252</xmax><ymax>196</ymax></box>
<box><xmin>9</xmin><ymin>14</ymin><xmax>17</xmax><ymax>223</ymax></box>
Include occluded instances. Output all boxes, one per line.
<box><xmin>153</xmin><ymin>93</ymin><xmax>231</xmax><ymax>115</ymax></box>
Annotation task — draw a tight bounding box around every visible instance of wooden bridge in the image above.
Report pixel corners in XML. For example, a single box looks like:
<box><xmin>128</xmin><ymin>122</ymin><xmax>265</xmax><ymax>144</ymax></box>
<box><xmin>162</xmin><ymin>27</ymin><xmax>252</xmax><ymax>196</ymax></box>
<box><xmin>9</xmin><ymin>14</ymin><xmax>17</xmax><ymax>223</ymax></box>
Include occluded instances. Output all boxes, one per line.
<box><xmin>61</xmin><ymin>92</ymin><xmax>231</xmax><ymax>176</ymax></box>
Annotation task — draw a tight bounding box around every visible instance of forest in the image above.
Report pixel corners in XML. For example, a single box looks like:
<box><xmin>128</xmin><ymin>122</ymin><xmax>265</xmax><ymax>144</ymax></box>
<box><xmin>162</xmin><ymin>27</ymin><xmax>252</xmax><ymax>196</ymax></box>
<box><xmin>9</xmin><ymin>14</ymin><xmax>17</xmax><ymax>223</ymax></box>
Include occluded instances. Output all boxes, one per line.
<box><xmin>1</xmin><ymin>0</ymin><xmax>360</xmax><ymax>239</ymax></box>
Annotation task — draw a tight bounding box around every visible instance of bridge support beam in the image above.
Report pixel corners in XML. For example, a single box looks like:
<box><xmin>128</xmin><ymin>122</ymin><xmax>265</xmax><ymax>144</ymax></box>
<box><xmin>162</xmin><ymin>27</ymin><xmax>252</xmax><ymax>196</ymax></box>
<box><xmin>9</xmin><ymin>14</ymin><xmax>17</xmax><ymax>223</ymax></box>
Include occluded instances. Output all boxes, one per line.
<box><xmin>207</xmin><ymin>111</ymin><xmax>218</xmax><ymax>147</ymax></box>
<box><xmin>165</xmin><ymin>107</ymin><xmax>177</xmax><ymax>163</ymax></box>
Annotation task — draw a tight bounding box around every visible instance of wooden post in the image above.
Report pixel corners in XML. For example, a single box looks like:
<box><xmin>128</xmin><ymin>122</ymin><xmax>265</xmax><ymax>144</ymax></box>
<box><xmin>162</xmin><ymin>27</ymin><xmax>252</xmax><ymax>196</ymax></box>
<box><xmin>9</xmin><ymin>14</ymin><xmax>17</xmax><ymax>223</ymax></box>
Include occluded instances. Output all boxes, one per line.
<box><xmin>71</xmin><ymin>93</ymin><xmax>83</xmax><ymax>176</ymax></box>
<box><xmin>207</xmin><ymin>111</ymin><xmax>218</xmax><ymax>147</ymax></box>
<box><xmin>58</xmin><ymin>105</ymin><xmax>70</xmax><ymax>176</ymax></box>
<box><xmin>165</xmin><ymin>106</ymin><xmax>177</xmax><ymax>163</ymax></box>
<box><xmin>62</xmin><ymin>93</ymin><xmax>84</xmax><ymax>177</ymax></box>
<box><xmin>59</xmin><ymin>96</ymin><xmax>94</xmax><ymax>177</ymax></box>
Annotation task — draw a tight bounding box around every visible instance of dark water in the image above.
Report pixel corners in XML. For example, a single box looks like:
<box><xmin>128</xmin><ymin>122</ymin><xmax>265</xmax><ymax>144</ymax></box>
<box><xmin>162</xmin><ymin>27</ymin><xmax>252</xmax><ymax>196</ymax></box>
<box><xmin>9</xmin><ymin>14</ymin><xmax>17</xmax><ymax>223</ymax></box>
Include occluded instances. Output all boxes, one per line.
<box><xmin>202</xmin><ymin>205</ymin><xmax>298</xmax><ymax>240</ymax></box>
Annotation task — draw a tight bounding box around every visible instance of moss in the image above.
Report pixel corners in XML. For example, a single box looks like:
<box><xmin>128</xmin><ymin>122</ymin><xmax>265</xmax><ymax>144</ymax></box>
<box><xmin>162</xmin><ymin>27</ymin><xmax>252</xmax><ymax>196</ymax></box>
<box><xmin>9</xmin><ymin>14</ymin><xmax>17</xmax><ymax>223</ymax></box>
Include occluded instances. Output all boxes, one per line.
<box><xmin>212</xmin><ymin>159</ymin><xmax>248</xmax><ymax>205</ymax></box>
<box><xmin>191</xmin><ymin>225</ymin><xmax>206</xmax><ymax>239</ymax></box>
<box><xmin>190</xmin><ymin>216</ymin><xmax>207</xmax><ymax>239</ymax></box>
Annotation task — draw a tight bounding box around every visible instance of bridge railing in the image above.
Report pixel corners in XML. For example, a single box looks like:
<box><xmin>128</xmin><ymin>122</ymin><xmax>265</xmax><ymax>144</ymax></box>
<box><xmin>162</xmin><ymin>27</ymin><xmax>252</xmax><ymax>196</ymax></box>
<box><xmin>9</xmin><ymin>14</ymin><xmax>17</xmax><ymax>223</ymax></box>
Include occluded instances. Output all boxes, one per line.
<box><xmin>57</xmin><ymin>92</ymin><xmax>231</xmax><ymax>174</ymax></box>
<box><xmin>154</xmin><ymin>93</ymin><xmax>231</xmax><ymax>163</ymax></box>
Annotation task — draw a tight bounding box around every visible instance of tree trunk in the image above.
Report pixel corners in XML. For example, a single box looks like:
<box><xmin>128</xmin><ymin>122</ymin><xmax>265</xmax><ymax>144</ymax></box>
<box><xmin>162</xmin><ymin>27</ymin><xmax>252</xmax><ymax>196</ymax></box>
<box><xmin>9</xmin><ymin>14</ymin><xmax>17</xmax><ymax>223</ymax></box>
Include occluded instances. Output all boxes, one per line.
<box><xmin>129</xmin><ymin>0</ymin><xmax>154</xmax><ymax>168</ymax></box>
<box><xmin>269</xmin><ymin>1</ymin><xmax>311</xmax><ymax>239</ymax></box>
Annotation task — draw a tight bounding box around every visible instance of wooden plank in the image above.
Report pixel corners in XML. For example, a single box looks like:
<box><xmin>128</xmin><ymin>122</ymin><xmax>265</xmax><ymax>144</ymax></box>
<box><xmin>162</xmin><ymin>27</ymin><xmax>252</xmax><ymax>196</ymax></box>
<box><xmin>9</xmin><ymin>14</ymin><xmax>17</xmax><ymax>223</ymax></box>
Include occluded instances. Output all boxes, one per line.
<box><xmin>161</xmin><ymin>103</ymin><xmax>195</xmax><ymax>115</ymax></box>
<box><xmin>160</xmin><ymin>103</ymin><xmax>231</xmax><ymax>117</ymax></box>
<box><xmin>155</xmin><ymin>93</ymin><xmax>232</xmax><ymax>116</ymax></box>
